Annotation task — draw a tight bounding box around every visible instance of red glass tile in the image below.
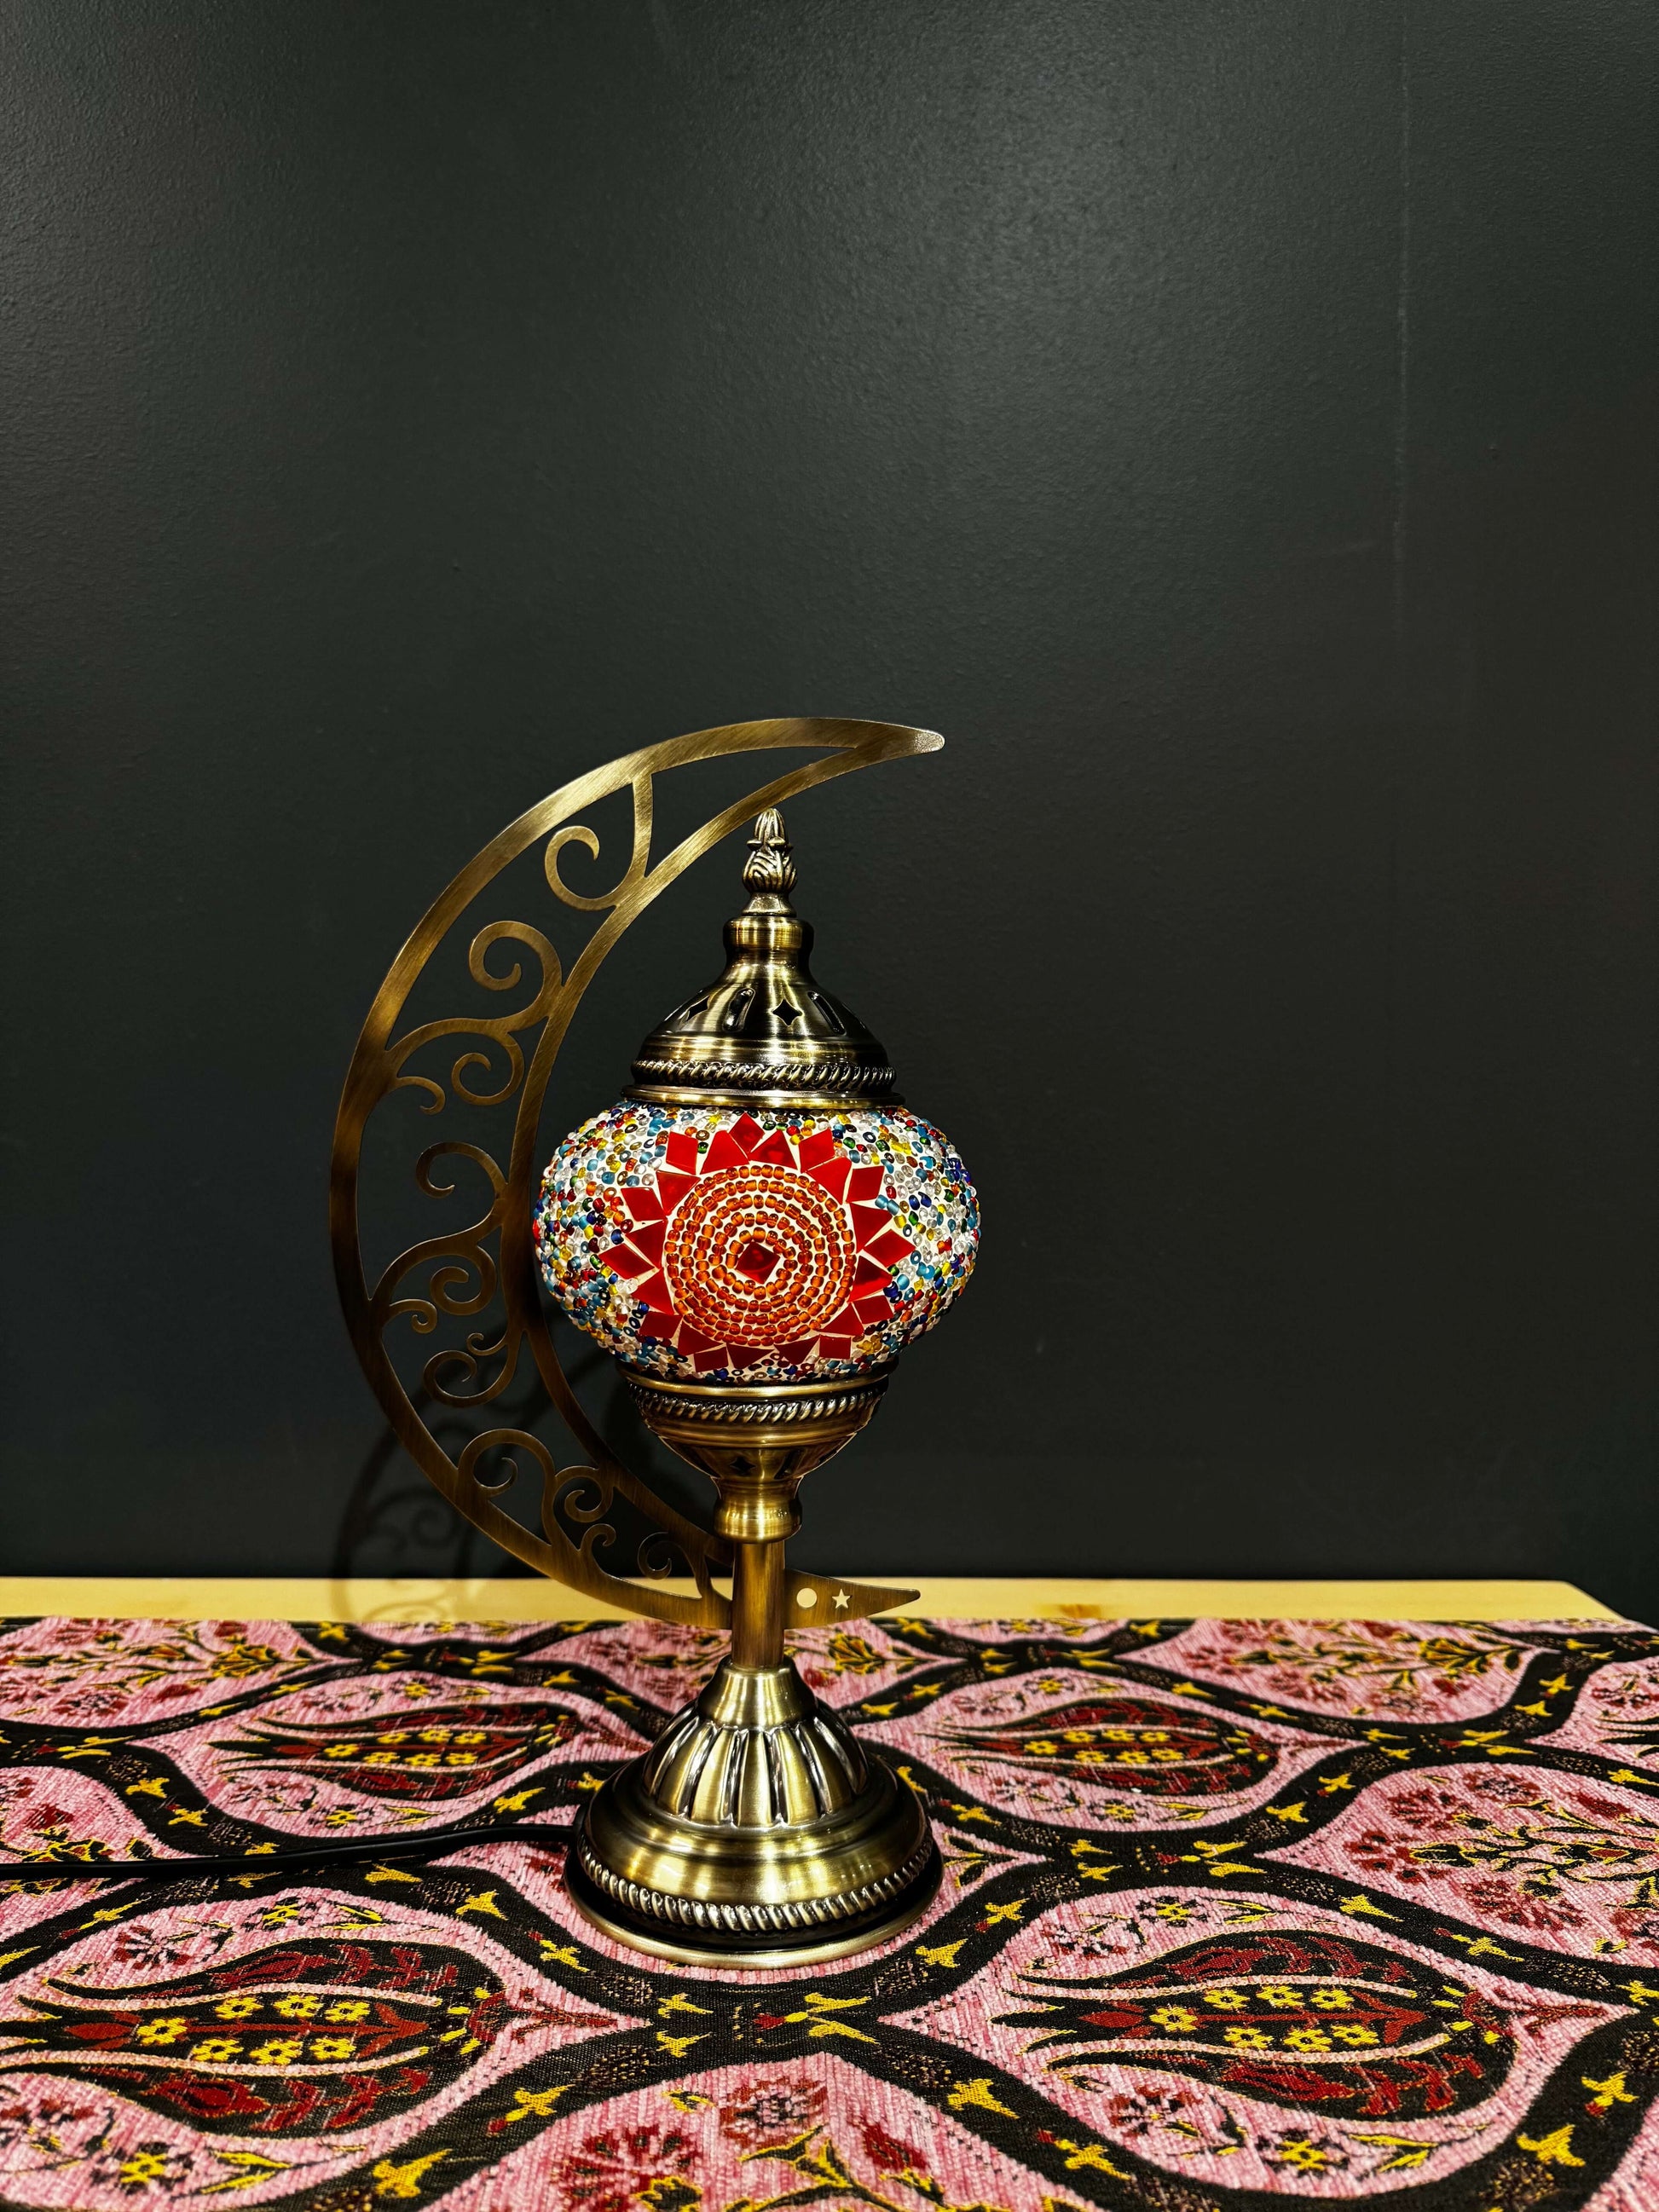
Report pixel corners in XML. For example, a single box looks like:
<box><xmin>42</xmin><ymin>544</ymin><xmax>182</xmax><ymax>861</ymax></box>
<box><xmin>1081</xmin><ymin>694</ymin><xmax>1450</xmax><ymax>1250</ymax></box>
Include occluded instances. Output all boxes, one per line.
<box><xmin>698</xmin><ymin>1128</ymin><xmax>749</xmax><ymax>1174</ymax></box>
<box><xmin>653</xmin><ymin>1170</ymin><xmax>696</xmax><ymax>1214</ymax></box>
<box><xmin>728</xmin><ymin>1112</ymin><xmax>765</xmax><ymax>1155</ymax></box>
<box><xmin>602</xmin><ymin>1243</ymin><xmax>655</xmax><ymax>1278</ymax></box>
<box><xmin>806</xmin><ymin>1156</ymin><xmax>852</xmax><ymax>1201</ymax></box>
<box><xmin>734</xmin><ymin>1239</ymin><xmax>780</xmax><ymax>1283</ymax></box>
<box><xmin>629</xmin><ymin>1221</ymin><xmax>665</xmax><ymax>1267</ymax></box>
<box><xmin>866</xmin><ymin>1227</ymin><xmax>915</xmax><ymax>1267</ymax></box>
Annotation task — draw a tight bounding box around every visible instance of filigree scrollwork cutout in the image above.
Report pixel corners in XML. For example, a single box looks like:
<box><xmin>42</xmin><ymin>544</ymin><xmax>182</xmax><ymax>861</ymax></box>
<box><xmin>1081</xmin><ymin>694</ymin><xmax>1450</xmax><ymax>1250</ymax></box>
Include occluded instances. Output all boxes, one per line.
<box><xmin>387</xmin><ymin>921</ymin><xmax>564</xmax><ymax>1118</ymax></box>
<box><xmin>331</xmin><ymin>717</ymin><xmax>941</xmax><ymax>1626</ymax></box>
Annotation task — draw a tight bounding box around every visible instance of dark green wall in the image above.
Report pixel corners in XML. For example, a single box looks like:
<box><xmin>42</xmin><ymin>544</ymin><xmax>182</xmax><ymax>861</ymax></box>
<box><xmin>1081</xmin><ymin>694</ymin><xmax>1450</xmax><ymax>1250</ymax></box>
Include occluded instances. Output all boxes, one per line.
<box><xmin>3</xmin><ymin>2</ymin><xmax>1656</xmax><ymax>1615</ymax></box>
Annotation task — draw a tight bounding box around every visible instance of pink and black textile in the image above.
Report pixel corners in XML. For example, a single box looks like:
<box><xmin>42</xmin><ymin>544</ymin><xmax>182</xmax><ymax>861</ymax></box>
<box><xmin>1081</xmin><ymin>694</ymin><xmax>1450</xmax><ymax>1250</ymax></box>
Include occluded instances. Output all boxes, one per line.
<box><xmin>1</xmin><ymin>1611</ymin><xmax>1658</xmax><ymax>2208</ymax></box>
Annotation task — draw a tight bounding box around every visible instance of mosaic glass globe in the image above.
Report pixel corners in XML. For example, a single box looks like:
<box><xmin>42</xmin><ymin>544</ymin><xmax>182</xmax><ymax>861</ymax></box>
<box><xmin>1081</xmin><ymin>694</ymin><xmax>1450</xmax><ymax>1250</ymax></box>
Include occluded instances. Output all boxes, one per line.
<box><xmin>534</xmin><ymin>810</ymin><xmax>979</xmax><ymax>1389</ymax></box>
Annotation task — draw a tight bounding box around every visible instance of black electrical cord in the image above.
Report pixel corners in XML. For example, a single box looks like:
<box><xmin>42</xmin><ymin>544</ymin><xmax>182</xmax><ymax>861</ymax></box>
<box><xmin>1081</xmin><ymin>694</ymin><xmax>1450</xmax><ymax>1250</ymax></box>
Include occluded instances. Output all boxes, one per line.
<box><xmin>0</xmin><ymin>1820</ymin><xmax>574</xmax><ymax>1886</ymax></box>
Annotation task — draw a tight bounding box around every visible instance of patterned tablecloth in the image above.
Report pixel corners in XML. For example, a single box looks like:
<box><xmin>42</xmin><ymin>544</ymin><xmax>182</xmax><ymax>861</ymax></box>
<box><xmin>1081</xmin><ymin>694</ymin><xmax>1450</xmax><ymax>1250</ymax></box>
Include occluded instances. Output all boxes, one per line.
<box><xmin>2</xmin><ymin>1613</ymin><xmax>1658</xmax><ymax>2212</ymax></box>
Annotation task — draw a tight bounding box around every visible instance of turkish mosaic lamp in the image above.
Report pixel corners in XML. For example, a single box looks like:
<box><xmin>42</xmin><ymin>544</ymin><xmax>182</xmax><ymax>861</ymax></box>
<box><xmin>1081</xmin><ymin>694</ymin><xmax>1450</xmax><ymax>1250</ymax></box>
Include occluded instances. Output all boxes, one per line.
<box><xmin>536</xmin><ymin>806</ymin><xmax>978</xmax><ymax>1958</ymax></box>
<box><xmin>332</xmin><ymin>716</ymin><xmax>976</xmax><ymax>1967</ymax></box>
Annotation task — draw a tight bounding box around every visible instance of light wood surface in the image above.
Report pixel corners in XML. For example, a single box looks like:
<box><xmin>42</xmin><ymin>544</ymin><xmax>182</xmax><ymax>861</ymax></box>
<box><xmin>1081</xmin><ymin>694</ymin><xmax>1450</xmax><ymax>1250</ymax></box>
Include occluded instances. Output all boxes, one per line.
<box><xmin>0</xmin><ymin>1575</ymin><xmax>1619</xmax><ymax>1623</ymax></box>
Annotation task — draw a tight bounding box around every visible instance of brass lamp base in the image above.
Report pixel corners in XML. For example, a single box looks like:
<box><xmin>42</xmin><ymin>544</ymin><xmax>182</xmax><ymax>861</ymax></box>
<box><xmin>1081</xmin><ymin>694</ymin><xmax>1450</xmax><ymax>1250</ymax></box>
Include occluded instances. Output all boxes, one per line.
<box><xmin>567</xmin><ymin>1656</ymin><xmax>938</xmax><ymax>1965</ymax></box>
<box><xmin>564</xmin><ymin>1365</ymin><xmax>941</xmax><ymax>1965</ymax></box>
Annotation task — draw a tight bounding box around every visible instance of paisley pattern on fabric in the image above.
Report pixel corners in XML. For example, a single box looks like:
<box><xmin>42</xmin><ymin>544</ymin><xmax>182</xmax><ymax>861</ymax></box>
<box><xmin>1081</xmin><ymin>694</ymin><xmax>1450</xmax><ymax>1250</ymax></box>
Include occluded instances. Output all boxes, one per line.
<box><xmin>862</xmin><ymin>1665</ymin><xmax>1338</xmax><ymax>1833</ymax></box>
<box><xmin>3</xmin><ymin>1609</ymin><xmax>1659</xmax><ymax>2209</ymax></box>
<box><xmin>206</xmin><ymin>1702</ymin><xmax>592</xmax><ymax>1802</ymax></box>
<box><xmin>1143</xmin><ymin>1617</ymin><xmax>1546</xmax><ymax>1724</ymax></box>
<box><xmin>0</xmin><ymin>1618</ymin><xmax>319</xmax><ymax>1724</ymax></box>
<box><xmin>0</xmin><ymin>1937</ymin><xmax>510</xmax><ymax>2134</ymax></box>
<box><xmin>1275</xmin><ymin>1764</ymin><xmax>1659</xmax><ymax>1954</ymax></box>
<box><xmin>936</xmin><ymin>1694</ymin><xmax>1278</xmax><ymax>1795</ymax></box>
<box><xmin>995</xmin><ymin>1928</ymin><xmax>1512</xmax><ymax>2117</ymax></box>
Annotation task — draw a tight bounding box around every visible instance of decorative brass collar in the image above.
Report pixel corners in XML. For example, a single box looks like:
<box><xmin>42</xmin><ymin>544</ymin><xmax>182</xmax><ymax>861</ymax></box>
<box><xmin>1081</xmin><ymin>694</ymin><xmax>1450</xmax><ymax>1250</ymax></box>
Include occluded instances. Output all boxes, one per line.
<box><xmin>625</xmin><ymin>807</ymin><xmax>900</xmax><ymax>1110</ymax></box>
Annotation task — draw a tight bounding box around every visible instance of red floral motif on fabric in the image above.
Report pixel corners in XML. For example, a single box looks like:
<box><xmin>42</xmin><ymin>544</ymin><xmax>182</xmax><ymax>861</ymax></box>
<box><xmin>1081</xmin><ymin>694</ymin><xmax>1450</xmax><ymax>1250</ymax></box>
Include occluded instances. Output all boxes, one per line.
<box><xmin>600</xmin><ymin>1113</ymin><xmax>912</xmax><ymax>1370</ymax></box>
<box><xmin>938</xmin><ymin>1695</ymin><xmax>1279</xmax><ymax>1796</ymax></box>
<box><xmin>0</xmin><ymin>1938</ymin><xmax>512</xmax><ymax>2134</ymax></box>
<box><xmin>208</xmin><ymin>1703</ymin><xmax>592</xmax><ymax>1802</ymax></box>
<box><xmin>996</xmin><ymin>1928</ymin><xmax>1510</xmax><ymax>2119</ymax></box>
<box><xmin>1276</xmin><ymin>1766</ymin><xmax>1659</xmax><ymax>1955</ymax></box>
<box><xmin>717</xmin><ymin>2075</ymin><xmax>828</xmax><ymax>2147</ymax></box>
<box><xmin>551</xmin><ymin>2120</ymin><xmax>698</xmax><ymax>2212</ymax></box>
<box><xmin>1145</xmin><ymin>1617</ymin><xmax>1546</xmax><ymax>1724</ymax></box>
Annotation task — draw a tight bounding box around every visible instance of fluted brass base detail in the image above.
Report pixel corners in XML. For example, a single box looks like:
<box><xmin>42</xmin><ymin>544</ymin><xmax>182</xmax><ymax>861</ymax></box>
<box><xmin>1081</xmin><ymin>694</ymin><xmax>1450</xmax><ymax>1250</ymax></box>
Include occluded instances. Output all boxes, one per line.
<box><xmin>566</xmin><ymin>1655</ymin><xmax>939</xmax><ymax>1965</ymax></box>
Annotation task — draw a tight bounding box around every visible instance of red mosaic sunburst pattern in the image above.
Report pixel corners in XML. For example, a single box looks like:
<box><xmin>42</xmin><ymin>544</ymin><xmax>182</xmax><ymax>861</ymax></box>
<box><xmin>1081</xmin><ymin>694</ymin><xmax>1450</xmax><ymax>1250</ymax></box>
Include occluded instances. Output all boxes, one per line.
<box><xmin>610</xmin><ymin>1114</ymin><xmax>916</xmax><ymax>1371</ymax></box>
<box><xmin>536</xmin><ymin>1102</ymin><xmax>977</xmax><ymax>1380</ymax></box>
<box><xmin>613</xmin><ymin>1115</ymin><xmax>908</xmax><ymax>1371</ymax></box>
<box><xmin>660</xmin><ymin>1155</ymin><xmax>856</xmax><ymax>1349</ymax></box>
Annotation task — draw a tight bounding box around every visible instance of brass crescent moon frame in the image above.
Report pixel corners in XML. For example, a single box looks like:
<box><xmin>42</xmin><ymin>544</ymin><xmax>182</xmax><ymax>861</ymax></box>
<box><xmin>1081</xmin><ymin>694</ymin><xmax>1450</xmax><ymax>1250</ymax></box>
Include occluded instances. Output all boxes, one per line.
<box><xmin>330</xmin><ymin>716</ymin><xmax>942</xmax><ymax>1629</ymax></box>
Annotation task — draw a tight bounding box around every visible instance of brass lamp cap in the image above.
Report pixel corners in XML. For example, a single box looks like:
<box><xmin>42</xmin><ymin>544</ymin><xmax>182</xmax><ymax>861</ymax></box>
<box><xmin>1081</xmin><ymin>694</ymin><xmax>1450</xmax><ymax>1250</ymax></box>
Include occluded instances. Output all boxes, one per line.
<box><xmin>626</xmin><ymin>809</ymin><xmax>899</xmax><ymax>1111</ymax></box>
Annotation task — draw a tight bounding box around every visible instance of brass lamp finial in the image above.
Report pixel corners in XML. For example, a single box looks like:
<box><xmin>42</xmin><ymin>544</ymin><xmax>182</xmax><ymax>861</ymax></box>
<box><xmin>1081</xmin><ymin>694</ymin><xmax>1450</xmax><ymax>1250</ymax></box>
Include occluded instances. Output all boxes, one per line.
<box><xmin>743</xmin><ymin>806</ymin><xmax>796</xmax><ymax>897</ymax></box>
<box><xmin>627</xmin><ymin>806</ymin><xmax>897</xmax><ymax>1110</ymax></box>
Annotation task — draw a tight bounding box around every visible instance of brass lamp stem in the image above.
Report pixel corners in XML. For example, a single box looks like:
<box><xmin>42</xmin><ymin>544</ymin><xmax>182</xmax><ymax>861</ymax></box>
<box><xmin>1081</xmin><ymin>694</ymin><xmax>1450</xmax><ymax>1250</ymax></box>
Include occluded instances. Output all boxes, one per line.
<box><xmin>709</xmin><ymin>1456</ymin><xmax>801</xmax><ymax>1671</ymax></box>
<box><xmin>730</xmin><ymin>1539</ymin><xmax>786</xmax><ymax>1669</ymax></box>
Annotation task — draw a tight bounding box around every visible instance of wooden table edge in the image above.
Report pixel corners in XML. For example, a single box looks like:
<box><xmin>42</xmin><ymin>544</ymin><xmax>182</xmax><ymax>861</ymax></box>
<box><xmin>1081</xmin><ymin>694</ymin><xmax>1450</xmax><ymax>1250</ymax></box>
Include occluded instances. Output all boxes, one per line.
<box><xmin>0</xmin><ymin>1575</ymin><xmax>1622</xmax><ymax>1623</ymax></box>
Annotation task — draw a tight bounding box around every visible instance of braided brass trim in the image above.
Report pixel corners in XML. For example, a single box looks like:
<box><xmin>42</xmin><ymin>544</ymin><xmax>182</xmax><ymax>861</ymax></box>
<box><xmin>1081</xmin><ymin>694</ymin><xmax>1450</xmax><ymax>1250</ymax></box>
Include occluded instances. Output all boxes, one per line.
<box><xmin>629</xmin><ymin>1055</ymin><xmax>894</xmax><ymax>1090</ymax></box>
<box><xmin>574</xmin><ymin>1832</ymin><xmax>934</xmax><ymax>1934</ymax></box>
<box><xmin>625</xmin><ymin>1377</ymin><xmax>887</xmax><ymax>1426</ymax></box>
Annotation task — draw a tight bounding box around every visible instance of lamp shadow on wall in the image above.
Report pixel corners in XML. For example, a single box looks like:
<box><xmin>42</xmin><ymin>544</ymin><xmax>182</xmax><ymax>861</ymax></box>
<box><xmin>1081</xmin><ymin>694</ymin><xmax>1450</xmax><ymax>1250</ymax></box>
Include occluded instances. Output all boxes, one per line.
<box><xmin>329</xmin><ymin>1339</ymin><xmax>707</xmax><ymax>1591</ymax></box>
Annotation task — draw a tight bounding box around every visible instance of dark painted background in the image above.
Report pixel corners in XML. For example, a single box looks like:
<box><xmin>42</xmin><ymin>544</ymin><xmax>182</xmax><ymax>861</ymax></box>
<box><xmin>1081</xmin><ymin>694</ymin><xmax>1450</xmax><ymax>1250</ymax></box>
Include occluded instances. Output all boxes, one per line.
<box><xmin>3</xmin><ymin>2</ymin><xmax>1656</xmax><ymax>1613</ymax></box>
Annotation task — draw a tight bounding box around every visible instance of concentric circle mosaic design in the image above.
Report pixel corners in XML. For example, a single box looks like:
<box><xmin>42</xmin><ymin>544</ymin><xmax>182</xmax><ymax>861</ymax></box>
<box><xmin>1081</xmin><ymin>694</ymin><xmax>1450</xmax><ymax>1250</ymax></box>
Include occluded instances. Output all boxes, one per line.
<box><xmin>660</xmin><ymin>1158</ymin><xmax>856</xmax><ymax>1348</ymax></box>
<box><xmin>535</xmin><ymin>1102</ymin><xmax>979</xmax><ymax>1381</ymax></box>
